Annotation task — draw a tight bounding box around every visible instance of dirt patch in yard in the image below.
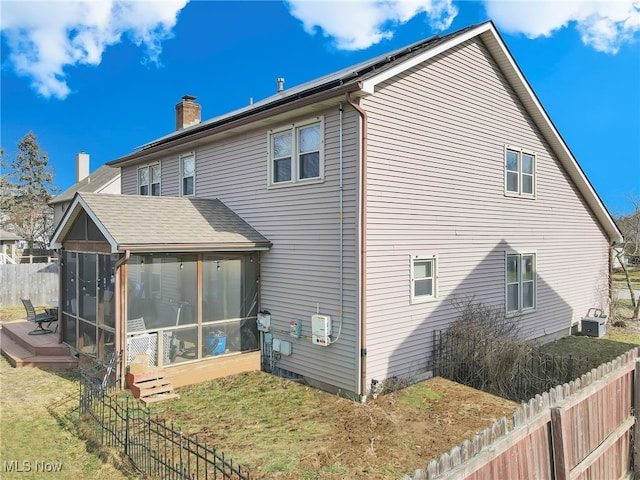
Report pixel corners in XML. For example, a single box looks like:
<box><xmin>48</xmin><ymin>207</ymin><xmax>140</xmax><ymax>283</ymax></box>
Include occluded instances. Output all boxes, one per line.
<box><xmin>153</xmin><ymin>374</ymin><xmax>518</xmax><ymax>479</ymax></box>
<box><xmin>295</xmin><ymin>377</ymin><xmax>516</xmax><ymax>479</ymax></box>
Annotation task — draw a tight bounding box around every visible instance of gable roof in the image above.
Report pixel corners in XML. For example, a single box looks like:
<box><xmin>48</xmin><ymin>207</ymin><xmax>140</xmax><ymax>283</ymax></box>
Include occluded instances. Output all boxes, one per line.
<box><xmin>49</xmin><ymin>164</ymin><xmax>120</xmax><ymax>205</ymax></box>
<box><xmin>107</xmin><ymin>20</ymin><xmax>621</xmax><ymax>244</ymax></box>
<box><xmin>50</xmin><ymin>193</ymin><xmax>271</xmax><ymax>253</ymax></box>
<box><xmin>0</xmin><ymin>228</ymin><xmax>22</xmax><ymax>241</ymax></box>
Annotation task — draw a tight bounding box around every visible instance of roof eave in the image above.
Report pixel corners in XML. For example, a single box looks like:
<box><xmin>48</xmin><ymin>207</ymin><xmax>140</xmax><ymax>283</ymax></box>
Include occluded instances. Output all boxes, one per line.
<box><xmin>477</xmin><ymin>26</ymin><xmax>623</xmax><ymax>243</ymax></box>
<box><xmin>108</xmin><ymin>82</ymin><xmax>364</xmax><ymax>168</ymax></box>
<box><xmin>116</xmin><ymin>243</ymin><xmax>272</xmax><ymax>253</ymax></box>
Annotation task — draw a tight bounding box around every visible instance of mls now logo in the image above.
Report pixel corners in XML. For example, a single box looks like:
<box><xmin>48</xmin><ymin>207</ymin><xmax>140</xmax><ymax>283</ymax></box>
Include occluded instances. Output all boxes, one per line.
<box><xmin>4</xmin><ymin>460</ymin><xmax>63</xmax><ymax>473</ymax></box>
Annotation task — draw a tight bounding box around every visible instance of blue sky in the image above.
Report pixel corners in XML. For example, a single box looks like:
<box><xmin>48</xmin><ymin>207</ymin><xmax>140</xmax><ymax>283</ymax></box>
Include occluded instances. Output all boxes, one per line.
<box><xmin>1</xmin><ymin>0</ymin><xmax>639</xmax><ymax>215</ymax></box>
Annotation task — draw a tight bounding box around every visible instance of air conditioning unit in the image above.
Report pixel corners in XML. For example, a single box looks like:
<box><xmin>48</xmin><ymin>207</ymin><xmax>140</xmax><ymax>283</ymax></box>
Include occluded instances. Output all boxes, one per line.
<box><xmin>581</xmin><ymin>308</ymin><xmax>607</xmax><ymax>337</ymax></box>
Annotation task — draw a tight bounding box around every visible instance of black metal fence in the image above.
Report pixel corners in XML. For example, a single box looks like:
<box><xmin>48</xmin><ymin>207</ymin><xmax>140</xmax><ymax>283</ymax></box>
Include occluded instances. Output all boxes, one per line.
<box><xmin>431</xmin><ymin>329</ymin><xmax>597</xmax><ymax>402</ymax></box>
<box><xmin>79</xmin><ymin>358</ymin><xmax>251</xmax><ymax>480</ymax></box>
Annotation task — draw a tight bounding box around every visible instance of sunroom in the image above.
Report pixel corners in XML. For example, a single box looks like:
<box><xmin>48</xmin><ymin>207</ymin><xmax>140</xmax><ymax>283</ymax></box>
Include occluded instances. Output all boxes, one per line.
<box><xmin>50</xmin><ymin>193</ymin><xmax>271</xmax><ymax>386</ymax></box>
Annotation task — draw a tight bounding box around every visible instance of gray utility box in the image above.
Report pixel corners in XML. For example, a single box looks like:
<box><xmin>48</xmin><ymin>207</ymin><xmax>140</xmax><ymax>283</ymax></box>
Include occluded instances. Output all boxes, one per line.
<box><xmin>581</xmin><ymin>318</ymin><xmax>606</xmax><ymax>337</ymax></box>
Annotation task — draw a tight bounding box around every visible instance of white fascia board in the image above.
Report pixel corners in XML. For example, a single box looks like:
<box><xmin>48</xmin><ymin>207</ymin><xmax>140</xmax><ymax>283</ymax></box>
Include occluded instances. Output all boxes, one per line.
<box><xmin>49</xmin><ymin>194</ymin><xmax>120</xmax><ymax>253</ymax></box>
<box><xmin>360</xmin><ymin>22</ymin><xmax>493</xmax><ymax>94</ymax></box>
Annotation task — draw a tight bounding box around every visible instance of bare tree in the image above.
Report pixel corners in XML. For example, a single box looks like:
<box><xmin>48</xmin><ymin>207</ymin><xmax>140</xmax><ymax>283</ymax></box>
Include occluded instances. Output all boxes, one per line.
<box><xmin>0</xmin><ymin>132</ymin><xmax>57</xmax><ymax>249</ymax></box>
<box><xmin>614</xmin><ymin>195</ymin><xmax>640</xmax><ymax>322</ymax></box>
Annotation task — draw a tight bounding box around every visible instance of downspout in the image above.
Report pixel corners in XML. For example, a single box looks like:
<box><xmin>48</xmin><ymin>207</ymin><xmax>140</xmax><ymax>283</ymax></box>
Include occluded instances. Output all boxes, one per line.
<box><xmin>115</xmin><ymin>250</ymin><xmax>130</xmax><ymax>388</ymax></box>
<box><xmin>345</xmin><ymin>90</ymin><xmax>368</xmax><ymax>399</ymax></box>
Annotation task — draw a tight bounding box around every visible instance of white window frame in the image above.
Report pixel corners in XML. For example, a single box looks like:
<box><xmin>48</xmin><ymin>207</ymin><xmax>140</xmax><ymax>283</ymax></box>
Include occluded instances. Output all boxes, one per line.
<box><xmin>180</xmin><ymin>153</ymin><xmax>195</xmax><ymax>197</ymax></box>
<box><xmin>268</xmin><ymin>117</ymin><xmax>325</xmax><ymax>187</ymax></box>
<box><xmin>504</xmin><ymin>145</ymin><xmax>536</xmax><ymax>198</ymax></box>
<box><xmin>411</xmin><ymin>255</ymin><xmax>438</xmax><ymax>304</ymax></box>
<box><xmin>138</xmin><ymin>163</ymin><xmax>161</xmax><ymax>196</ymax></box>
<box><xmin>505</xmin><ymin>252</ymin><xmax>536</xmax><ymax>315</ymax></box>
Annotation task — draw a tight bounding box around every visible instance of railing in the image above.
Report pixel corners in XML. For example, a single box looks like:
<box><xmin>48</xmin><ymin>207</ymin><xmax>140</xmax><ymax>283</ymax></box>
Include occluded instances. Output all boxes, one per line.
<box><xmin>0</xmin><ymin>253</ymin><xmax>16</xmax><ymax>264</ymax></box>
<box><xmin>431</xmin><ymin>329</ymin><xmax>596</xmax><ymax>402</ymax></box>
<box><xmin>79</xmin><ymin>357</ymin><xmax>251</xmax><ymax>480</ymax></box>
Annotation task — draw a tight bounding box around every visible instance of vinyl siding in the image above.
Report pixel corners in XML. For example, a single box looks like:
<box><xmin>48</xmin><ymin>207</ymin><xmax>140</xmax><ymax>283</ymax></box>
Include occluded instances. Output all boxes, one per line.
<box><xmin>121</xmin><ymin>106</ymin><xmax>361</xmax><ymax>394</ymax></box>
<box><xmin>361</xmin><ymin>38</ymin><xmax>610</xmax><ymax>388</ymax></box>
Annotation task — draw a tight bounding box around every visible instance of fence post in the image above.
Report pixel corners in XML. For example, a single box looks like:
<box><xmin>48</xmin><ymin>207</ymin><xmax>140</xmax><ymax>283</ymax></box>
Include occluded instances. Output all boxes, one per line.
<box><xmin>551</xmin><ymin>406</ymin><xmax>571</xmax><ymax>480</ymax></box>
<box><xmin>125</xmin><ymin>397</ymin><xmax>130</xmax><ymax>457</ymax></box>
<box><xmin>179</xmin><ymin>428</ymin><xmax>185</xmax><ymax>479</ymax></box>
<box><xmin>634</xmin><ymin>359</ymin><xmax>640</xmax><ymax>474</ymax></box>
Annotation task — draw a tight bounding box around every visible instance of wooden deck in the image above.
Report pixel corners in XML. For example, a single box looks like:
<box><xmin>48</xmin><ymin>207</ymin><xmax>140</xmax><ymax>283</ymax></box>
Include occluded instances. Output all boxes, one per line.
<box><xmin>163</xmin><ymin>351</ymin><xmax>261</xmax><ymax>388</ymax></box>
<box><xmin>0</xmin><ymin>321</ymin><xmax>77</xmax><ymax>369</ymax></box>
<box><xmin>1</xmin><ymin>319</ymin><xmax>260</xmax><ymax>386</ymax></box>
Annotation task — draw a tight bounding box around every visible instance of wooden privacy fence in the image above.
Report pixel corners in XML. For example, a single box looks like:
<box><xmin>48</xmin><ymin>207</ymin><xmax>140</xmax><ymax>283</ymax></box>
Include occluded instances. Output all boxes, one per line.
<box><xmin>0</xmin><ymin>263</ymin><xmax>59</xmax><ymax>307</ymax></box>
<box><xmin>404</xmin><ymin>348</ymin><xmax>639</xmax><ymax>480</ymax></box>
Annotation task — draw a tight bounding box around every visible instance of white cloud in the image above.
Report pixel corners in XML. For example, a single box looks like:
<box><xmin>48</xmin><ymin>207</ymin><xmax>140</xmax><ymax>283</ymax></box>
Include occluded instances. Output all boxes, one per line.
<box><xmin>484</xmin><ymin>0</ymin><xmax>640</xmax><ymax>54</ymax></box>
<box><xmin>1</xmin><ymin>0</ymin><xmax>189</xmax><ymax>99</ymax></box>
<box><xmin>285</xmin><ymin>0</ymin><xmax>458</xmax><ymax>50</ymax></box>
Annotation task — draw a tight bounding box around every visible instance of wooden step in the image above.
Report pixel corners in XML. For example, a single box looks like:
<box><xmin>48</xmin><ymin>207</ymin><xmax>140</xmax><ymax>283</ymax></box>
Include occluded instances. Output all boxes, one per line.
<box><xmin>127</xmin><ymin>368</ymin><xmax>179</xmax><ymax>405</ymax></box>
<box><xmin>141</xmin><ymin>393</ymin><xmax>180</xmax><ymax>407</ymax></box>
<box><xmin>136</xmin><ymin>382</ymin><xmax>174</xmax><ymax>398</ymax></box>
<box><xmin>0</xmin><ymin>331</ymin><xmax>77</xmax><ymax>369</ymax></box>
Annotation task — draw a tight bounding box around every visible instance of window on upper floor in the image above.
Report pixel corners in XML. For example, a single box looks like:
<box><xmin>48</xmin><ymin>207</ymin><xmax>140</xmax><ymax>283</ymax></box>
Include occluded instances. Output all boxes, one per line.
<box><xmin>268</xmin><ymin>118</ymin><xmax>324</xmax><ymax>187</ymax></box>
<box><xmin>138</xmin><ymin>164</ymin><xmax>161</xmax><ymax>196</ymax></box>
<box><xmin>506</xmin><ymin>252</ymin><xmax>536</xmax><ymax>314</ymax></box>
<box><xmin>411</xmin><ymin>255</ymin><xmax>437</xmax><ymax>303</ymax></box>
<box><xmin>505</xmin><ymin>146</ymin><xmax>535</xmax><ymax>197</ymax></box>
<box><xmin>180</xmin><ymin>153</ymin><xmax>195</xmax><ymax>197</ymax></box>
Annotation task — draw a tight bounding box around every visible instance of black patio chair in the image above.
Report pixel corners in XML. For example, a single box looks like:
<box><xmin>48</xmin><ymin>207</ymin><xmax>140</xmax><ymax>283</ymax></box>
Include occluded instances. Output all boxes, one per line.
<box><xmin>21</xmin><ymin>298</ymin><xmax>58</xmax><ymax>335</ymax></box>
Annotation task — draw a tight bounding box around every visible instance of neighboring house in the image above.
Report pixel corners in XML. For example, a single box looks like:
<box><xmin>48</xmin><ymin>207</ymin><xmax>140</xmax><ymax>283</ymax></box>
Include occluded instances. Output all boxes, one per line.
<box><xmin>0</xmin><ymin>228</ymin><xmax>21</xmax><ymax>264</ymax></box>
<box><xmin>50</xmin><ymin>21</ymin><xmax>622</xmax><ymax>400</ymax></box>
<box><xmin>49</xmin><ymin>152</ymin><xmax>121</xmax><ymax>227</ymax></box>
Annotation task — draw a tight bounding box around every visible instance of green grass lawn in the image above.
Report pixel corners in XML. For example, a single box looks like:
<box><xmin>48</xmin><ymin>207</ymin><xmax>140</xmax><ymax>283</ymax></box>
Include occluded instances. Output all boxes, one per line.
<box><xmin>0</xmin><ymin>356</ymin><xmax>133</xmax><ymax>479</ymax></box>
<box><xmin>1</xmin><ymin>300</ymin><xmax>639</xmax><ymax>479</ymax></box>
<box><xmin>613</xmin><ymin>266</ymin><xmax>640</xmax><ymax>287</ymax></box>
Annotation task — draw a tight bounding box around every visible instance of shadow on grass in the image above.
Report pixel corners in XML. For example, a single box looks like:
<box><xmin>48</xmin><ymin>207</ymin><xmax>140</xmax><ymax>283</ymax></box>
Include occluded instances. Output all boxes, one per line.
<box><xmin>48</xmin><ymin>391</ymin><xmax>139</xmax><ymax>479</ymax></box>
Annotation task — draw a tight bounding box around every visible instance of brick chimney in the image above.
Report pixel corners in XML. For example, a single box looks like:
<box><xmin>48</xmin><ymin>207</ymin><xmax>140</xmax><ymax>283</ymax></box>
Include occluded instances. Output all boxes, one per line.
<box><xmin>76</xmin><ymin>152</ymin><xmax>89</xmax><ymax>183</ymax></box>
<box><xmin>175</xmin><ymin>95</ymin><xmax>201</xmax><ymax>130</ymax></box>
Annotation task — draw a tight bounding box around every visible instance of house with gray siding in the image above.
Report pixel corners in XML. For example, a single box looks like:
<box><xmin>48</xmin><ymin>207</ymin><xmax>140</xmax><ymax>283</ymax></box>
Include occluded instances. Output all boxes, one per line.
<box><xmin>51</xmin><ymin>21</ymin><xmax>621</xmax><ymax>399</ymax></box>
<box><xmin>50</xmin><ymin>152</ymin><xmax>121</xmax><ymax>227</ymax></box>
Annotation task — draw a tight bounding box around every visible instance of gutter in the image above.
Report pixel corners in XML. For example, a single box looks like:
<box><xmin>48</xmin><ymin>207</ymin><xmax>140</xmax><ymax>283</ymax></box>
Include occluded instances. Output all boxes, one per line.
<box><xmin>109</xmin><ymin>83</ymin><xmax>363</xmax><ymax>167</ymax></box>
<box><xmin>116</xmin><ymin>243</ymin><xmax>272</xmax><ymax>253</ymax></box>
<box><xmin>345</xmin><ymin>89</ymin><xmax>368</xmax><ymax>399</ymax></box>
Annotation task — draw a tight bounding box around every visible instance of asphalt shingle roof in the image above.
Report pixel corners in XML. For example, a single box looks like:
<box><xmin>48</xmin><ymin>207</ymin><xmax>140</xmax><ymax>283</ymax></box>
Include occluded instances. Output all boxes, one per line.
<box><xmin>50</xmin><ymin>165</ymin><xmax>120</xmax><ymax>204</ymax></box>
<box><xmin>75</xmin><ymin>193</ymin><xmax>271</xmax><ymax>251</ymax></box>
